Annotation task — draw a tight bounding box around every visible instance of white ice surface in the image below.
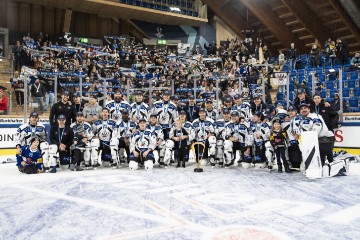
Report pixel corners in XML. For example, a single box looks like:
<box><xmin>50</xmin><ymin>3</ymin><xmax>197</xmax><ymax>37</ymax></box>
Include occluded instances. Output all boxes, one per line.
<box><xmin>1</xmin><ymin>155</ymin><xmax>360</xmax><ymax>240</ymax></box>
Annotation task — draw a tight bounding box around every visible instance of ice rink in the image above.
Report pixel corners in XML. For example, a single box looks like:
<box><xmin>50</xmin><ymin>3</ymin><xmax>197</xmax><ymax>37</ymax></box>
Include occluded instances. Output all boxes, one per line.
<box><xmin>1</xmin><ymin>156</ymin><xmax>360</xmax><ymax>240</ymax></box>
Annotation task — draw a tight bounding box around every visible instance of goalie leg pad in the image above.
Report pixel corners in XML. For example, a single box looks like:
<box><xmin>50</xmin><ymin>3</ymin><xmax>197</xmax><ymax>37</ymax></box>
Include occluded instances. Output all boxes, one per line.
<box><xmin>323</xmin><ymin>159</ymin><xmax>349</xmax><ymax>177</ymax></box>
<box><xmin>48</xmin><ymin>144</ymin><xmax>58</xmax><ymax>167</ymax></box>
<box><xmin>163</xmin><ymin>140</ymin><xmax>174</xmax><ymax>165</ymax></box>
<box><xmin>208</xmin><ymin>136</ymin><xmax>217</xmax><ymax>166</ymax></box>
<box><xmin>265</xmin><ymin>141</ymin><xmax>274</xmax><ymax>166</ymax></box>
<box><xmin>84</xmin><ymin>141</ymin><xmax>91</xmax><ymax>165</ymax></box>
<box><xmin>91</xmin><ymin>138</ymin><xmax>100</xmax><ymax>166</ymax></box>
<box><xmin>223</xmin><ymin>140</ymin><xmax>233</xmax><ymax>166</ymax></box>
<box><xmin>110</xmin><ymin>137</ymin><xmax>119</xmax><ymax>164</ymax></box>
<box><xmin>216</xmin><ymin>140</ymin><xmax>224</xmax><ymax>164</ymax></box>
<box><xmin>40</xmin><ymin>142</ymin><xmax>50</xmax><ymax>168</ymax></box>
<box><xmin>144</xmin><ymin>160</ymin><xmax>154</xmax><ymax>171</ymax></box>
<box><xmin>129</xmin><ymin>161</ymin><xmax>138</xmax><ymax>171</ymax></box>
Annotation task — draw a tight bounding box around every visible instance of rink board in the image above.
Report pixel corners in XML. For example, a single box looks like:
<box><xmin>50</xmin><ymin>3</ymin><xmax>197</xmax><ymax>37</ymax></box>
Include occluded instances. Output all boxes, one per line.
<box><xmin>1</xmin><ymin>160</ymin><xmax>360</xmax><ymax>240</ymax></box>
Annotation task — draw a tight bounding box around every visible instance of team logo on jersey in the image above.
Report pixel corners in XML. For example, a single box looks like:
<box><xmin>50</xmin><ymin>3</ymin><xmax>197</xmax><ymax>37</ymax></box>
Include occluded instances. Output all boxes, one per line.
<box><xmin>139</xmin><ymin>140</ymin><xmax>148</xmax><ymax>147</ymax></box>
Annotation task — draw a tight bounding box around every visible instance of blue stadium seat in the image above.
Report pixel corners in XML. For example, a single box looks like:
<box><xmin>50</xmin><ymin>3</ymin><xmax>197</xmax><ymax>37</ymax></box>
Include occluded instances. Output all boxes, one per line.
<box><xmin>315</xmin><ymin>67</ymin><xmax>323</xmax><ymax>74</ymax></box>
<box><xmin>350</xmin><ymin>71</ymin><xmax>359</xmax><ymax>80</ymax></box>
<box><xmin>298</xmin><ymin>76</ymin><xmax>306</xmax><ymax>83</ymax></box>
<box><xmin>348</xmin><ymin>80</ymin><xmax>356</xmax><ymax>88</ymax></box>
<box><xmin>289</xmin><ymin>84</ymin><xmax>294</xmax><ymax>92</ymax></box>
<box><xmin>353</xmin><ymin>108</ymin><xmax>360</xmax><ymax>112</ymax></box>
<box><xmin>320</xmin><ymin>91</ymin><xmax>327</xmax><ymax>99</ymax></box>
<box><xmin>330</xmin><ymin>90</ymin><xmax>338</xmax><ymax>98</ymax></box>
<box><xmin>354</xmin><ymin>89</ymin><xmax>360</xmax><ymax>97</ymax></box>
<box><xmin>275</xmin><ymin>100</ymin><xmax>286</xmax><ymax>108</ymax></box>
<box><xmin>328</xmin><ymin>74</ymin><xmax>336</xmax><ymax>81</ymax></box>
<box><xmin>342</xmin><ymin>89</ymin><xmax>350</xmax><ymax>98</ymax></box>
<box><xmin>349</xmin><ymin>98</ymin><xmax>359</xmax><ymax>107</ymax></box>
<box><xmin>343</xmin><ymin>66</ymin><xmax>351</xmax><ymax>72</ymax></box>
<box><xmin>193</xmin><ymin>12</ymin><xmax>198</xmax><ymax>17</ymax></box>
<box><xmin>277</xmin><ymin>92</ymin><xmax>285</xmax><ymax>100</ymax></box>
<box><xmin>326</xmin><ymin>82</ymin><xmax>334</xmax><ymax>89</ymax></box>
<box><xmin>290</xmin><ymin>70</ymin><xmax>297</xmax><ymax>77</ymax></box>
<box><xmin>298</xmin><ymin>69</ymin><xmax>306</xmax><ymax>76</ymax></box>
<box><xmin>283</xmin><ymin>65</ymin><xmax>289</xmax><ymax>72</ymax></box>
<box><xmin>318</xmin><ymin>74</ymin><xmax>326</xmax><ymax>83</ymax></box>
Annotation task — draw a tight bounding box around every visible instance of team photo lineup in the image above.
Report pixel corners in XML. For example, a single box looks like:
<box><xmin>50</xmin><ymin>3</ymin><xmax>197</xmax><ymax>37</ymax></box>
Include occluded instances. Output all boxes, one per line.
<box><xmin>12</xmin><ymin>34</ymin><xmax>349</xmax><ymax>177</ymax></box>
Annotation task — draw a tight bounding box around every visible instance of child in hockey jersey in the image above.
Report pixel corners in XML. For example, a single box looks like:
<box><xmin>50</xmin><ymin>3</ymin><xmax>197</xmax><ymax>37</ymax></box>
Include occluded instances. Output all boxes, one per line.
<box><xmin>270</xmin><ymin>118</ymin><xmax>291</xmax><ymax>173</ymax></box>
<box><xmin>170</xmin><ymin>119</ymin><xmax>189</xmax><ymax>168</ymax></box>
<box><xmin>16</xmin><ymin>137</ymin><xmax>43</xmax><ymax>174</ymax></box>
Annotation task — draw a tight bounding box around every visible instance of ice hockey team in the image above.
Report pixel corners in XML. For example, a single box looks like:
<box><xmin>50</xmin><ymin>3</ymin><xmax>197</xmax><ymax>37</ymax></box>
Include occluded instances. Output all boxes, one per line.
<box><xmin>14</xmin><ymin>90</ymin><xmax>349</xmax><ymax>178</ymax></box>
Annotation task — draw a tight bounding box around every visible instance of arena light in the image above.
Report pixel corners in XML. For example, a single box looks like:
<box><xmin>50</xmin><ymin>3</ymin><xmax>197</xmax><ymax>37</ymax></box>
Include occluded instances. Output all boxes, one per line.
<box><xmin>169</xmin><ymin>7</ymin><xmax>181</xmax><ymax>13</ymax></box>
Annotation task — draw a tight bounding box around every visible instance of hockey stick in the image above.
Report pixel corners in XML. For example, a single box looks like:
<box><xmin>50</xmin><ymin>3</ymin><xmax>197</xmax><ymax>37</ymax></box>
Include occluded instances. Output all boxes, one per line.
<box><xmin>2</xmin><ymin>158</ymin><xmax>17</xmax><ymax>164</ymax></box>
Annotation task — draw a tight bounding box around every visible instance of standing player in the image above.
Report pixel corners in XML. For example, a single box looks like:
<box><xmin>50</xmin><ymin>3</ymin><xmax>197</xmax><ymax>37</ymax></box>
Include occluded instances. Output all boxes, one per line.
<box><xmin>204</xmin><ymin>98</ymin><xmax>218</xmax><ymax>121</ymax></box>
<box><xmin>232</xmin><ymin>94</ymin><xmax>252</xmax><ymax>120</ymax></box>
<box><xmin>92</xmin><ymin>108</ymin><xmax>117</xmax><ymax>168</ymax></box>
<box><xmin>192</xmin><ymin>108</ymin><xmax>215</xmax><ymax>167</ymax></box>
<box><xmin>152</xmin><ymin>91</ymin><xmax>178</xmax><ymax>140</ymax></box>
<box><xmin>49</xmin><ymin>114</ymin><xmax>74</xmax><ymax>172</ymax></box>
<box><xmin>130</xmin><ymin>91</ymin><xmax>149</xmax><ymax>123</ymax></box>
<box><xmin>106</xmin><ymin>90</ymin><xmax>131</xmax><ymax>121</ymax></box>
<box><xmin>129</xmin><ymin>118</ymin><xmax>157</xmax><ymax>171</ymax></box>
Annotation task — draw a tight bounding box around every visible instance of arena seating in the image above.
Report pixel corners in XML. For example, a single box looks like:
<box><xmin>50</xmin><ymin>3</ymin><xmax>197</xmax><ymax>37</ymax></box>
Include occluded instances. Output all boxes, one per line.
<box><xmin>278</xmin><ymin>54</ymin><xmax>360</xmax><ymax>112</ymax></box>
<box><xmin>118</xmin><ymin>0</ymin><xmax>199</xmax><ymax>17</ymax></box>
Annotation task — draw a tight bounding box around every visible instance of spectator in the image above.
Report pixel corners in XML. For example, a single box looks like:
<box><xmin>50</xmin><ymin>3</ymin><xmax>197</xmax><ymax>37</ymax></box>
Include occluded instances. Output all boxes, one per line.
<box><xmin>30</xmin><ymin>77</ymin><xmax>46</xmax><ymax>113</ymax></box>
<box><xmin>291</xmin><ymin>78</ymin><xmax>310</xmax><ymax>96</ymax></box>
<box><xmin>0</xmin><ymin>88</ymin><xmax>8</xmax><ymax>114</ymax></box>
<box><xmin>336</xmin><ymin>38</ymin><xmax>348</xmax><ymax>66</ymax></box>
<box><xmin>287</xmin><ymin>43</ymin><xmax>298</xmax><ymax>70</ymax></box>
<box><xmin>44</xmin><ymin>77</ymin><xmax>55</xmax><ymax>110</ymax></box>
<box><xmin>350</xmin><ymin>52</ymin><xmax>360</xmax><ymax>70</ymax></box>
<box><xmin>309</xmin><ymin>44</ymin><xmax>320</xmax><ymax>68</ymax></box>
<box><xmin>278</xmin><ymin>50</ymin><xmax>285</xmax><ymax>66</ymax></box>
<box><xmin>10</xmin><ymin>71</ymin><xmax>24</xmax><ymax>106</ymax></box>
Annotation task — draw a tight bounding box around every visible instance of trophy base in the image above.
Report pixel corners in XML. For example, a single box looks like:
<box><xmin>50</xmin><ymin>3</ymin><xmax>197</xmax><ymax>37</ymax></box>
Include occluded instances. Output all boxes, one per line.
<box><xmin>194</xmin><ymin>168</ymin><xmax>203</xmax><ymax>172</ymax></box>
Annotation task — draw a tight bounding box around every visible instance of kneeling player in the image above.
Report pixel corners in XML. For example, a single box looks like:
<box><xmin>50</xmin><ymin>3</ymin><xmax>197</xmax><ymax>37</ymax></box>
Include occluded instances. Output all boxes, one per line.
<box><xmin>16</xmin><ymin>137</ymin><xmax>43</xmax><ymax>174</ymax></box>
<box><xmin>129</xmin><ymin>119</ymin><xmax>157</xmax><ymax>171</ymax></box>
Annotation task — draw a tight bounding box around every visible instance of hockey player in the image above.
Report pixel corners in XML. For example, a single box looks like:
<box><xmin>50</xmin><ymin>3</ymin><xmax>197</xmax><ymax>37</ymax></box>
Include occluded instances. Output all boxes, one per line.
<box><xmin>111</xmin><ymin>109</ymin><xmax>137</xmax><ymax>167</ymax></box>
<box><xmin>204</xmin><ymin>98</ymin><xmax>218</xmax><ymax>121</ymax></box>
<box><xmin>106</xmin><ymin>90</ymin><xmax>131</xmax><ymax>121</ymax></box>
<box><xmin>146</xmin><ymin>113</ymin><xmax>164</xmax><ymax>164</ymax></box>
<box><xmin>130</xmin><ymin>91</ymin><xmax>149</xmax><ymax>123</ymax></box>
<box><xmin>169</xmin><ymin>119</ymin><xmax>191</xmax><ymax>168</ymax></box>
<box><xmin>70</xmin><ymin>112</ymin><xmax>93</xmax><ymax>171</ymax></box>
<box><xmin>49</xmin><ymin>114</ymin><xmax>74</xmax><ymax>172</ymax></box>
<box><xmin>225</xmin><ymin>111</ymin><xmax>254</xmax><ymax>168</ymax></box>
<box><xmin>129</xmin><ymin>118</ymin><xmax>157</xmax><ymax>171</ymax></box>
<box><xmin>251</xmin><ymin>112</ymin><xmax>270</xmax><ymax>168</ymax></box>
<box><xmin>222</xmin><ymin>96</ymin><xmax>234</xmax><ymax>113</ymax></box>
<box><xmin>15</xmin><ymin>112</ymin><xmax>47</xmax><ymax>148</ymax></box>
<box><xmin>232</xmin><ymin>94</ymin><xmax>252</xmax><ymax>120</ymax></box>
<box><xmin>152</xmin><ymin>91</ymin><xmax>178</xmax><ymax>140</ymax></box>
<box><xmin>192</xmin><ymin>108</ymin><xmax>215</xmax><ymax>167</ymax></box>
<box><xmin>92</xmin><ymin>108</ymin><xmax>117</xmax><ymax>168</ymax></box>
<box><xmin>298</xmin><ymin>103</ymin><xmax>334</xmax><ymax>166</ymax></box>
<box><xmin>49</xmin><ymin>91</ymin><xmax>76</xmax><ymax>127</ymax></box>
<box><xmin>16</xmin><ymin>137</ymin><xmax>43</xmax><ymax>174</ymax></box>
<box><xmin>213</xmin><ymin>108</ymin><xmax>232</xmax><ymax>167</ymax></box>
<box><xmin>283</xmin><ymin>105</ymin><xmax>302</xmax><ymax>169</ymax></box>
